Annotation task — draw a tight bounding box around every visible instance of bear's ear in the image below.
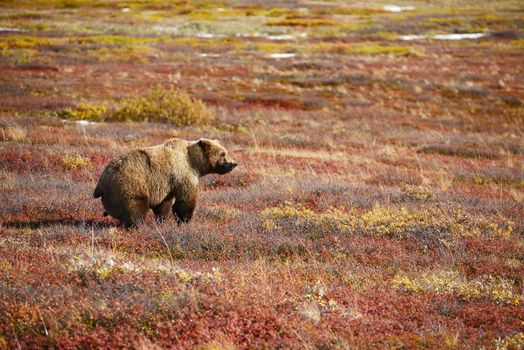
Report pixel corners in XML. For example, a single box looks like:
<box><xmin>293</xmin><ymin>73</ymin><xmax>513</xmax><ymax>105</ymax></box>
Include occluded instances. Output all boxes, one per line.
<box><xmin>198</xmin><ymin>139</ymin><xmax>209</xmax><ymax>151</ymax></box>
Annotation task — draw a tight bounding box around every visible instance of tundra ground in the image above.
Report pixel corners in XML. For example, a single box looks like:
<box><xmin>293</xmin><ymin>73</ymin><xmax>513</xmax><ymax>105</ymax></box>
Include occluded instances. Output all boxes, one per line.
<box><xmin>0</xmin><ymin>0</ymin><xmax>523</xmax><ymax>348</ymax></box>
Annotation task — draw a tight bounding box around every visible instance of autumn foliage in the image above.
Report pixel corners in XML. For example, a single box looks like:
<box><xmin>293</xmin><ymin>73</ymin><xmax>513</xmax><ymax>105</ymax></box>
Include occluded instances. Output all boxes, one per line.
<box><xmin>0</xmin><ymin>0</ymin><xmax>523</xmax><ymax>349</ymax></box>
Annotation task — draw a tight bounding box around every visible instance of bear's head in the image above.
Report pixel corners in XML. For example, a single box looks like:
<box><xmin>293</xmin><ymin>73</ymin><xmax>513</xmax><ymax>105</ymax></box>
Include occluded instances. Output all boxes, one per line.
<box><xmin>190</xmin><ymin>138</ymin><xmax>237</xmax><ymax>176</ymax></box>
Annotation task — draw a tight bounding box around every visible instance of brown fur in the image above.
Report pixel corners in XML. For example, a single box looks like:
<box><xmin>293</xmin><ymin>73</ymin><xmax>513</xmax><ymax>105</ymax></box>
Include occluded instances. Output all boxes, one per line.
<box><xmin>93</xmin><ymin>138</ymin><xmax>237</xmax><ymax>227</ymax></box>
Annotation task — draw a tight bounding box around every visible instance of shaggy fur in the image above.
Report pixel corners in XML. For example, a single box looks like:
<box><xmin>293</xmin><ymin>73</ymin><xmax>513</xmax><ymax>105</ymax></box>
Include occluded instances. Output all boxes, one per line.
<box><xmin>94</xmin><ymin>138</ymin><xmax>237</xmax><ymax>227</ymax></box>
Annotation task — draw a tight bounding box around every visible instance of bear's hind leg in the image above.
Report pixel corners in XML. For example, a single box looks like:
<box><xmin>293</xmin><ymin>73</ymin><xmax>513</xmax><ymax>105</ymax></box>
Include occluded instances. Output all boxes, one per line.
<box><xmin>153</xmin><ymin>199</ymin><xmax>174</xmax><ymax>222</ymax></box>
<box><xmin>172</xmin><ymin>195</ymin><xmax>196</xmax><ymax>224</ymax></box>
<box><xmin>121</xmin><ymin>197</ymin><xmax>149</xmax><ymax>228</ymax></box>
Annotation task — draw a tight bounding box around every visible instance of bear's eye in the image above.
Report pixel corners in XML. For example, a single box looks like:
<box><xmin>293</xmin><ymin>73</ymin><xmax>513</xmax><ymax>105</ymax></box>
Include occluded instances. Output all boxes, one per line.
<box><xmin>220</xmin><ymin>152</ymin><xmax>226</xmax><ymax>157</ymax></box>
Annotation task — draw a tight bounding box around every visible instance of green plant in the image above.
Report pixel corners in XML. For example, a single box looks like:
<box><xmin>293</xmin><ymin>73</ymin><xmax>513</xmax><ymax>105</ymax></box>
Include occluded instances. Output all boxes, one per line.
<box><xmin>262</xmin><ymin>202</ymin><xmax>514</xmax><ymax>240</ymax></box>
<box><xmin>62</xmin><ymin>155</ymin><xmax>91</xmax><ymax>170</ymax></box>
<box><xmin>57</xmin><ymin>103</ymin><xmax>108</xmax><ymax>122</ymax></box>
<box><xmin>392</xmin><ymin>271</ymin><xmax>521</xmax><ymax>305</ymax></box>
<box><xmin>0</xmin><ymin>35</ymin><xmax>52</xmax><ymax>49</ymax></box>
<box><xmin>401</xmin><ymin>184</ymin><xmax>433</xmax><ymax>201</ymax></box>
<box><xmin>267</xmin><ymin>18</ymin><xmax>338</xmax><ymax>27</ymax></box>
<box><xmin>496</xmin><ymin>332</ymin><xmax>524</xmax><ymax>350</ymax></box>
<box><xmin>0</xmin><ymin>48</ymin><xmax>37</xmax><ymax>64</ymax></box>
<box><xmin>112</xmin><ymin>86</ymin><xmax>213</xmax><ymax>126</ymax></box>
<box><xmin>306</xmin><ymin>42</ymin><xmax>415</xmax><ymax>56</ymax></box>
<box><xmin>56</xmin><ymin>86</ymin><xmax>213</xmax><ymax>126</ymax></box>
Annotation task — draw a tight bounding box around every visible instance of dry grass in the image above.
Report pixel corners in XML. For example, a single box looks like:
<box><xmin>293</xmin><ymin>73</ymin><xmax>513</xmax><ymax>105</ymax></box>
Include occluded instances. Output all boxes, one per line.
<box><xmin>0</xmin><ymin>0</ymin><xmax>523</xmax><ymax>348</ymax></box>
<box><xmin>0</xmin><ymin>121</ymin><xmax>26</xmax><ymax>141</ymax></box>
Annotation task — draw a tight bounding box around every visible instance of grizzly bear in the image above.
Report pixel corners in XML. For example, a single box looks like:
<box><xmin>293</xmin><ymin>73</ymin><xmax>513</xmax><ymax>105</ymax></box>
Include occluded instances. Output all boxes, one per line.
<box><xmin>93</xmin><ymin>138</ymin><xmax>237</xmax><ymax>227</ymax></box>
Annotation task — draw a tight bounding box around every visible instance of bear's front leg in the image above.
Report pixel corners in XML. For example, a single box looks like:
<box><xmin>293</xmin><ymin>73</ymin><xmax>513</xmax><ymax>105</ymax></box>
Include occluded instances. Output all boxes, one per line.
<box><xmin>153</xmin><ymin>199</ymin><xmax>174</xmax><ymax>222</ymax></box>
<box><xmin>172</xmin><ymin>195</ymin><xmax>196</xmax><ymax>224</ymax></box>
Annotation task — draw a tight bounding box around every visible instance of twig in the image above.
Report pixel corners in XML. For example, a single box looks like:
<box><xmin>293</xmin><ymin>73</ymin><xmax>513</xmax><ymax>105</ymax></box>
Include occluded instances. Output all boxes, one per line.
<box><xmin>155</xmin><ymin>224</ymin><xmax>174</xmax><ymax>265</ymax></box>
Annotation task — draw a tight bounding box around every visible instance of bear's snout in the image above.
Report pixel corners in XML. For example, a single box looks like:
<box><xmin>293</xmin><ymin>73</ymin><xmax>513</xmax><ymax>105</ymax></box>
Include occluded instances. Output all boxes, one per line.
<box><xmin>216</xmin><ymin>161</ymin><xmax>237</xmax><ymax>174</ymax></box>
<box><xmin>225</xmin><ymin>161</ymin><xmax>237</xmax><ymax>172</ymax></box>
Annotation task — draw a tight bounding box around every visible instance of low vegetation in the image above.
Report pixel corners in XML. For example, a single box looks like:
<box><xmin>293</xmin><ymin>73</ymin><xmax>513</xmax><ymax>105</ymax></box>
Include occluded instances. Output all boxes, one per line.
<box><xmin>112</xmin><ymin>86</ymin><xmax>213</xmax><ymax>125</ymax></box>
<box><xmin>263</xmin><ymin>202</ymin><xmax>514</xmax><ymax>240</ymax></box>
<box><xmin>392</xmin><ymin>270</ymin><xmax>521</xmax><ymax>305</ymax></box>
<box><xmin>57</xmin><ymin>86</ymin><xmax>213</xmax><ymax>126</ymax></box>
<box><xmin>0</xmin><ymin>0</ymin><xmax>523</xmax><ymax>348</ymax></box>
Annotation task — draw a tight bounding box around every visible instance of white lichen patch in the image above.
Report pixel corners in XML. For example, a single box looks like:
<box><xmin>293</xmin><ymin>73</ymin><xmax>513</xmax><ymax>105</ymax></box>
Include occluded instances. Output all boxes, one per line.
<box><xmin>267</xmin><ymin>34</ymin><xmax>295</xmax><ymax>41</ymax></box>
<box><xmin>269</xmin><ymin>53</ymin><xmax>296</xmax><ymax>59</ymax></box>
<box><xmin>62</xmin><ymin>247</ymin><xmax>221</xmax><ymax>282</ymax></box>
<box><xmin>0</xmin><ymin>27</ymin><xmax>28</xmax><ymax>32</ymax></box>
<box><xmin>400</xmin><ymin>33</ymin><xmax>489</xmax><ymax>41</ymax></box>
<box><xmin>433</xmin><ymin>33</ymin><xmax>489</xmax><ymax>40</ymax></box>
<box><xmin>75</xmin><ymin>120</ymin><xmax>98</xmax><ymax>126</ymax></box>
<box><xmin>196</xmin><ymin>33</ymin><xmax>227</xmax><ymax>39</ymax></box>
<box><xmin>384</xmin><ymin>5</ymin><xmax>415</xmax><ymax>12</ymax></box>
<box><xmin>198</xmin><ymin>53</ymin><xmax>220</xmax><ymax>58</ymax></box>
<box><xmin>399</xmin><ymin>34</ymin><xmax>426</xmax><ymax>41</ymax></box>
